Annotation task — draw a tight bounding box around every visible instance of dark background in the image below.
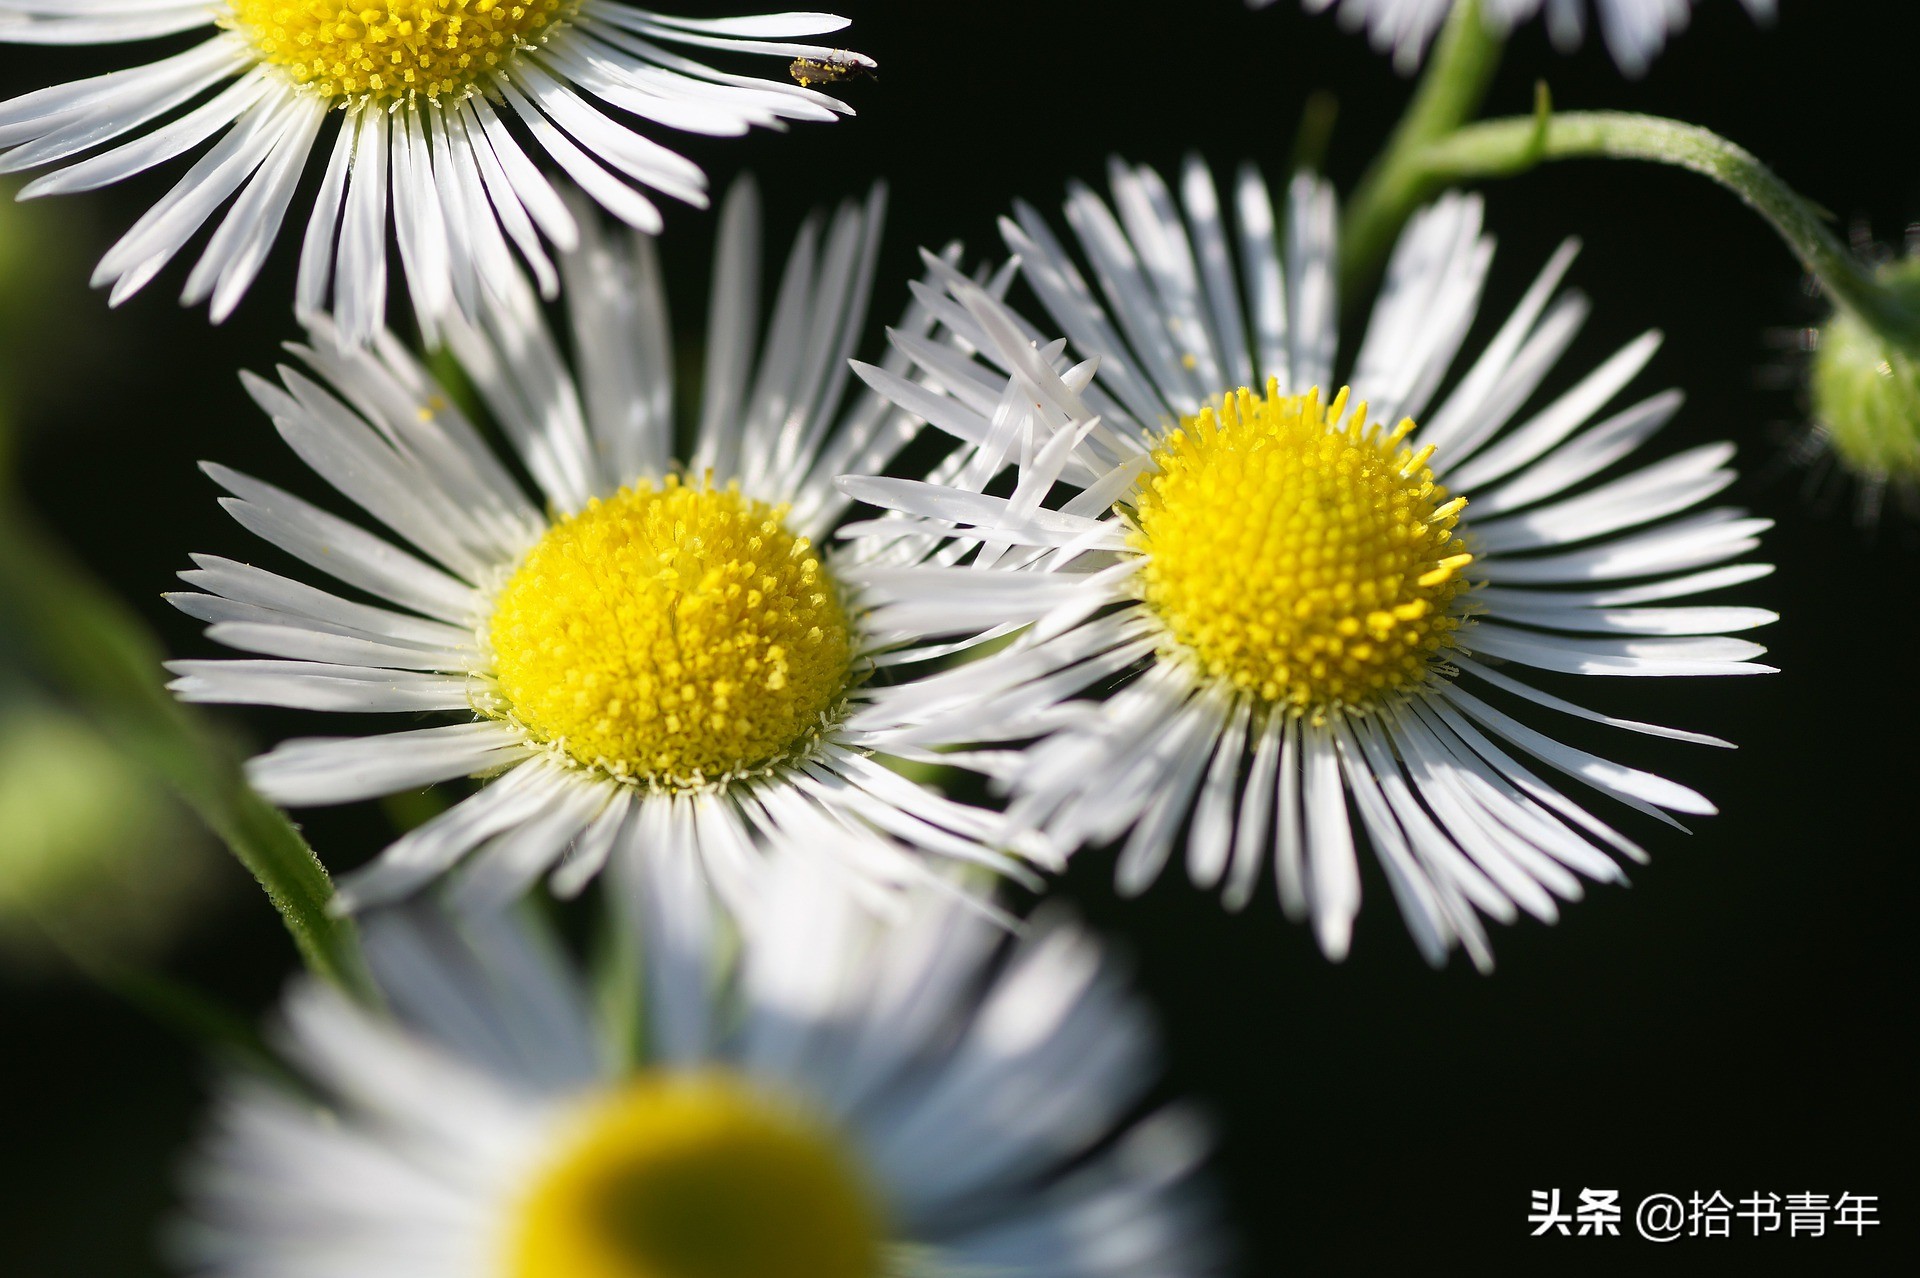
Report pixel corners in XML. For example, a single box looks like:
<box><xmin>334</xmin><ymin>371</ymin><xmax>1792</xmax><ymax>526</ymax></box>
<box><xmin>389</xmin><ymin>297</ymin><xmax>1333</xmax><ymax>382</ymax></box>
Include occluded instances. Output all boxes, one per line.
<box><xmin>2</xmin><ymin>1</ymin><xmax>1913</xmax><ymax>1273</ymax></box>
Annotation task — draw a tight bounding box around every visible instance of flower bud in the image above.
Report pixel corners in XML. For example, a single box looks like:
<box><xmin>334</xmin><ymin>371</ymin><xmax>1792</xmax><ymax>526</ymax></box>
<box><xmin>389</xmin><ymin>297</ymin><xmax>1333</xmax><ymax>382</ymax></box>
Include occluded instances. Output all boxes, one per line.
<box><xmin>1808</xmin><ymin>257</ymin><xmax>1920</xmax><ymax>506</ymax></box>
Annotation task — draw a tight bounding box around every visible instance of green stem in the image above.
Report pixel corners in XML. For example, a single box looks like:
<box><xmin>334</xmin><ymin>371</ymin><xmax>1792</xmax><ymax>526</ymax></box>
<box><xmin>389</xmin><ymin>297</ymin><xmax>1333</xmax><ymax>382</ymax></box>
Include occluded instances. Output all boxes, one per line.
<box><xmin>1290</xmin><ymin>90</ymin><xmax>1340</xmax><ymax>177</ymax></box>
<box><xmin>1339</xmin><ymin>0</ymin><xmax>1503</xmax><ymax>301</ymax></box>
<box><xmin>0</xmin><ymin>499</ymin><xmax>368</xmax><ymax>994</ymax></box>
<box><xmin>1398</xmin><ymin>110</ymin><xmax>1920</xmax><ymax>352</ymax></box>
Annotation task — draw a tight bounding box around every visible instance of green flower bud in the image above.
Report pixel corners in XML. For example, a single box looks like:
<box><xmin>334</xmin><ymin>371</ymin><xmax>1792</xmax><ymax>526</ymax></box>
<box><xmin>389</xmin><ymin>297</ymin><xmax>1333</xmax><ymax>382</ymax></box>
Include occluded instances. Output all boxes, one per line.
<box><xmin>1808</xmin><ymin>257</ymin><xmax>1920</xmax><ymax>500</ymax></box>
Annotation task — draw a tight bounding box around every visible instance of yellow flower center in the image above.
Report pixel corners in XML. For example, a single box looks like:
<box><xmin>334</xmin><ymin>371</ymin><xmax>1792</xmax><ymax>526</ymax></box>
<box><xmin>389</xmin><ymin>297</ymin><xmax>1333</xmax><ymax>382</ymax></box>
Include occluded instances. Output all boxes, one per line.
<box><xmin>1128</xmin><ymin>382</ymin><xmax>1472</xmax><ymax>716</ymax></box>
<box><xmin>510</xmin><ymin>1072</ymin><xmax>883</xmax><ymax>1278</ymax></box>
<box><xmin>224</xmin><ymin>0</ymin><xmax>572</xmax><ymax>102</ymax></box>
<box><xmin>487</xmin><ymin>478</ymin><xmax>854</xmax><ymax>787</ymax></box>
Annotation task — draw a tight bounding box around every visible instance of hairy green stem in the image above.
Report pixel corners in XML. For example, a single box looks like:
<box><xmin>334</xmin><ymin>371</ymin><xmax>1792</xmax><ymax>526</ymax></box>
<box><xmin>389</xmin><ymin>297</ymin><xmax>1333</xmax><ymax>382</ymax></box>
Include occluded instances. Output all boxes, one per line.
<box><xmin>1339</xmin><ymin>0</ymin><xmax>1503</xmax><ymax>300</ymax></box>
<box><xmin>0</xmin><ymin>500</ymin><xmax>368</xmax><ymax>993</ymax></box>
<box><xmin>1384</xmin><ymin>110</ymin><xmax>1920</xmax><ymax>352</ymax></box>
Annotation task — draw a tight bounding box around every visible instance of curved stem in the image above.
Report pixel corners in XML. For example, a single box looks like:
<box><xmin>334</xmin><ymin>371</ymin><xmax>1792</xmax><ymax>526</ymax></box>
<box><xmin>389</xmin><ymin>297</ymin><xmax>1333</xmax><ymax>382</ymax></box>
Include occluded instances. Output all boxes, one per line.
<box><xmin>1339</xmin><ymin>0</ymin><xmax>1503</xmax><ymax>301</ymax></box>
<box><xmin>1401</xmin><ymin>111</ymin><xmax>1920</xmax><ymax>351</ymax></box>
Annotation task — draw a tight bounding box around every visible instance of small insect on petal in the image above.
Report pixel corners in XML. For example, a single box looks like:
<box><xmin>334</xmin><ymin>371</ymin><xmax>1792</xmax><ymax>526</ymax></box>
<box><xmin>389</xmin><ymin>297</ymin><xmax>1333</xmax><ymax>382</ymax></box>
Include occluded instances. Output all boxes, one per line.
<box><xmin>789</xmin><ymin>51</ymin><xmax>877</xmax><ymax>88</ymax></box>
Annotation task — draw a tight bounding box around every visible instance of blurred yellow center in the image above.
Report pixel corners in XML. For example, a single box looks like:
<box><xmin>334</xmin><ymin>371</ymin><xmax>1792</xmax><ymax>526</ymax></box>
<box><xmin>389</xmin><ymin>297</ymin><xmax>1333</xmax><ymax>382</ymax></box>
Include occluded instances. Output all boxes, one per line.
<box><xmin>488</xmin><ymin>478</ymin><xmax>853</xmax><ymax>787</ymax></box>
<box><xmin>510</xmin><ymin>1073</ymin><xmax>882</xmax><ymax>1278</ymax></box>
<box><xmin>1129</xmin><ymin>381</ymin><xmax>1472</xmax><ymax>715</ymax></box>
<box><xmin>225</xmin><ymin>0</ymin><xmax>571</xmax><ymax>102</ymax></box>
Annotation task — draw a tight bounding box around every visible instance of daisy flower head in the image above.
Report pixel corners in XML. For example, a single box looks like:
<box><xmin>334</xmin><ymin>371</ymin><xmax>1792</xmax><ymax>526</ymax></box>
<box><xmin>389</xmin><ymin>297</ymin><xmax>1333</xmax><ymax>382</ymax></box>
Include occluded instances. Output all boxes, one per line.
<box><xmin>166</xmin><ymin>177</ymin><xmax>1027</xmax><ymax>919</ymax></box>
<box><xmin>841</xmin><ymin>157</ymin><xmax>1776</xmax><ymax>970</ymax></box>
<box><xmin>0</xmin><ymin>3</ymin><xmax>871</xmax><ymax>342</ymax></box>
<box><xmin>175</xmin><ymin>849</ymin><xmax>1223</xmax><ymax>1277</ymax></box>
<box><xmin>1273</xmin><ymin>0</ymin><xmax>1775</xmax><ymax>76</ymax></box>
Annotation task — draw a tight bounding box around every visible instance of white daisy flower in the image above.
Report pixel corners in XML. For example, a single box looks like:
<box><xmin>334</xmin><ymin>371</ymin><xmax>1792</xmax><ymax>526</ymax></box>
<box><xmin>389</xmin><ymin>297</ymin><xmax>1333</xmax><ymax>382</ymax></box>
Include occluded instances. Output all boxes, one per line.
<box><xmin>175</xmin><ymin>849</ymin><xmax>1223</xmax><ymax>1277</ymax></box>
<box><xmin>0</xmin><ymin>3</ymin><xmax>871</xmax><ymax>342</ymax></box>
<box><xmin>165</xmin><ymin>178</ymin><xmax>1029</xmax><ymax>918</ymax></box>
<box><xmin>839</xmin><ymin>158</ymin><xmax>1776</xmax><ymax>970</ymax></box>
<box><xmin>1270</xmin><ymin>0</ymin><xmax>1774</xmax><ymax>76</ymax></box>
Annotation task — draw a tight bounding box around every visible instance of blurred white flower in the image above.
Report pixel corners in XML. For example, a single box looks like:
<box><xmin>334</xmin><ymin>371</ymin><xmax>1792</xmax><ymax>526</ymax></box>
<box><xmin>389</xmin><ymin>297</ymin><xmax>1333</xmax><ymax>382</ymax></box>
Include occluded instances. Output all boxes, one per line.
<box><xmin>1264</xmin><ymin>0</ymin><xmax>1773</xmax><ymax>75</ymax></box>
<box><xmin>176</xmin><ymin>852</ymin><xmax>1223</xmax><ymax>1277</ymax></box>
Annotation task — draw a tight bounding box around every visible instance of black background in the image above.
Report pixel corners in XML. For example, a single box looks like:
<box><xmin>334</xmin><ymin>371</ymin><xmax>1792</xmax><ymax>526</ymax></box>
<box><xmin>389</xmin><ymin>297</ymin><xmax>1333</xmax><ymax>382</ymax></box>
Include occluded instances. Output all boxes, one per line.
<box><xmin>1</xmin><ymin>1</ymin><xmax>1914</xmax><ymax>1273</ymax></box>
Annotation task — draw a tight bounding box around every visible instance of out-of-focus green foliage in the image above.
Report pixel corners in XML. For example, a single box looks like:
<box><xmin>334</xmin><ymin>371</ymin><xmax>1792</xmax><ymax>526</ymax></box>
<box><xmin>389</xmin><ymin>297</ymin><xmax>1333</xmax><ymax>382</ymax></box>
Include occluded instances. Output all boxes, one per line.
<box><xmin>0</xmin><ymin>685</ymin><xmax>217</xmax><ymax>972</ymax></box>
<box><xmin>0</xmin><ymin>180</ymin><xmax>199</xmax><ymax>972</ymax></box>
<box><xmin>0</xmin><ymin>179</ymin><xmax>90</xmax><ymax>443</ymax></box>
<box><xmin>0</xmin><ymin>177</ymin><xmax>362</xmax><ymax>990</ymax></box>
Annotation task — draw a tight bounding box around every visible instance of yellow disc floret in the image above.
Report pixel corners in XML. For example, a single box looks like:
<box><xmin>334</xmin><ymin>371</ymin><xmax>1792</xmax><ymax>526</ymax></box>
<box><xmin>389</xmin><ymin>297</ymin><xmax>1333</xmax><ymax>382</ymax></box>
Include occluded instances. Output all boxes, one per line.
<box><xmin>1129</xmin><ymin>381</ymin><xmax>1473</xmax><ymax>716</ymax></box>
<box><xmin>488</xmin><ymin>477</ymin><xmax>853</xmax><ymax>787</ymax></box>
<box><xmin>510</xmin><ymin>1071</ymin><xmax>883</xmax><ymax>1278</ymax></box>
<box><xmin>224</xmin><ymin>0</ymin><xmax>572</xmax><ymax>102</ymax></box>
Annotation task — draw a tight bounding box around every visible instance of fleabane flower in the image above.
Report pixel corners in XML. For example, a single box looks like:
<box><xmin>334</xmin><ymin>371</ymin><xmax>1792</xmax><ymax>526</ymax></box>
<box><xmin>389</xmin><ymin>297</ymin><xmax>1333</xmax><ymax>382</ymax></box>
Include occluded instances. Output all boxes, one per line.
<box><xmin>166</xmin><ymin>179</ymin><xmax>1026</xmax><ymax>917</ymax></box>
<box><xmin>174</xmin><ymin>850</ymin><xmax>1223</xmax><ymax>1277</ymax></box>
<box><xmin>841</xmin><ymin>158</ymin><xmax>1776</xmax><ymax>969</ymax></box>
<box><xmin>1272</xmin><ymin>0</ymin><xmax>1774</xmax><ymax>76</ymax></box>
<box><xmin>0</xmin><ymin>3</ymin><xmax>871</xmax><ymax>342</ymax></box>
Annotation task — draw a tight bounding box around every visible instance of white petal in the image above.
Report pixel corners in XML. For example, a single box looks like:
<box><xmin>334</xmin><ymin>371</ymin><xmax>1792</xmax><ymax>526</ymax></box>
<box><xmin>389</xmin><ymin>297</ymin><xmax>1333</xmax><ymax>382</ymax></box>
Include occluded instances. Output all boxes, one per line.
<box><xmin>167</xmin><ymin>659</ymin><xmax>470</xmax><ymax>713</ymax></box>
<box><xmin>247</xmin><ymin>722</ymin><xmax>528</xmax><ymax>806</ymax></box>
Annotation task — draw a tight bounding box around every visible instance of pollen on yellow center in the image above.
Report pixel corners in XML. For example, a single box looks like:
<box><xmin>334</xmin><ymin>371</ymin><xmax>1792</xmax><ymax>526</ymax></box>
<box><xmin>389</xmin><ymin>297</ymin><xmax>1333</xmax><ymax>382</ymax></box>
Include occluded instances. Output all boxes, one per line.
<box><xmin>1128</xmin><ymin>381</ymin><xmax>1473</xmax><ymax>716</ymax></box>
<box><xmin>224</xmin><ymin>0</ymin><xmax>572</xmax><ymax>102</ymax></box>
<box><xmin>510</xmin><ymin>1072</ymin><xmax>883</xmax><ymax>1278</ymax></box>
<box><xmin>487</xmin><ymin>477</ymin><xmax>853</xmax><ymax>787</ymax></box>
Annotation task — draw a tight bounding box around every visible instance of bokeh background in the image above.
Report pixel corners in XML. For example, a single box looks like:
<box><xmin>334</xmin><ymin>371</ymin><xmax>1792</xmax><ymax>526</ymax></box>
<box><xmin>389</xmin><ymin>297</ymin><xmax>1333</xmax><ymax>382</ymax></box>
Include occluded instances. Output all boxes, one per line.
<box><xmin>1</xmin><ymin>1</ymin><xmax>1912</xmax><ymax>1273</ymax></box>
